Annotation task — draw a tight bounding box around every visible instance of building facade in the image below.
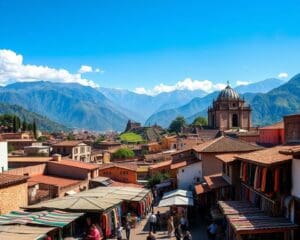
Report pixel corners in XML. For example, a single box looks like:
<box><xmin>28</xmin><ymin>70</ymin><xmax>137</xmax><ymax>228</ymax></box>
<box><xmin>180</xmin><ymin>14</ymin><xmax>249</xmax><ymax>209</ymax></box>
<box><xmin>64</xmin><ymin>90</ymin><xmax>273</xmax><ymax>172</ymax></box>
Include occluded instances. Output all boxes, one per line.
<box><xmin>0</xmin><ymin>142</ymin><xmax>8</xmax><ymax>173</ymax></box>
<box><xmin>52</xmin><ymin>141</ymin><xmax>91</xmax><ymax>162</ymax></box>
<box><xmin>208</xmin><ymin>84</ymin><xmax>251</xmax><ymax>130</ymax></box>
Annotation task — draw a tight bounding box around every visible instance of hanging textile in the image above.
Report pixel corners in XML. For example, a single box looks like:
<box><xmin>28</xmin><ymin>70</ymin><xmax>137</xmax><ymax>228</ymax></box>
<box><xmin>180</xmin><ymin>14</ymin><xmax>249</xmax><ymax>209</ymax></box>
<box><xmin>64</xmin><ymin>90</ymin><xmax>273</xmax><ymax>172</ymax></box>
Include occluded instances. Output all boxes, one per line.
<box><xmin>274</xmin><ymin>168</ymin><xmax>280</xmax><ymax>192</ymax></box>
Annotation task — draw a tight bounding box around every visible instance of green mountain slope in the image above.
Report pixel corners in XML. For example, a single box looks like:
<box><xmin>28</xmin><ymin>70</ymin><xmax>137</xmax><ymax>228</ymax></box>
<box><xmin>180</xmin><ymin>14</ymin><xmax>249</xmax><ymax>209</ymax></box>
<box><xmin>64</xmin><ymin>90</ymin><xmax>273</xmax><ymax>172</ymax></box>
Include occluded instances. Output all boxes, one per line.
<box><xmin>0</xmin><ymin>102</ymin><xmax>69</xmax><ymax>132</ymax></box>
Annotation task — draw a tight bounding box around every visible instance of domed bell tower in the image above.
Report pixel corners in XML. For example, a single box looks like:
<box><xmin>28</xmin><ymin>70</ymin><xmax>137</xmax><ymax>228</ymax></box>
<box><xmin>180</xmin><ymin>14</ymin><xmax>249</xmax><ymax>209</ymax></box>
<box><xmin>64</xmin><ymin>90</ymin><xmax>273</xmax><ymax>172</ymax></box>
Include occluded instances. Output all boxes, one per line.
<box><xmin>207</xmin><ymin>82</ymin><xmax>251</xmax><ymax>130</ymax></box>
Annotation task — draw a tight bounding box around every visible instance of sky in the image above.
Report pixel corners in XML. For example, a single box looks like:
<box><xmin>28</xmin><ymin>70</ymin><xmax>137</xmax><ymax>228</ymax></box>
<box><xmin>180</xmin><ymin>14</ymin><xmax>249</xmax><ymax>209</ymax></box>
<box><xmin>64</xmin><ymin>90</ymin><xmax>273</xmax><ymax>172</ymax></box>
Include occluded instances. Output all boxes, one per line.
<box><xmin>0</xmin><ymin>0</ymin><xmax>300</xmax><ymax>95</ymax></box>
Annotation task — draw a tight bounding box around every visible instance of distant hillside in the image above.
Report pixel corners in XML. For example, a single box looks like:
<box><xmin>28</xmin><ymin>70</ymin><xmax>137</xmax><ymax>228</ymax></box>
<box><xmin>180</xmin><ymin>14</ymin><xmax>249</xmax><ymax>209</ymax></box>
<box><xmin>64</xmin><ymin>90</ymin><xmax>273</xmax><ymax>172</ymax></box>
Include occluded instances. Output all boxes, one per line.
<box><xmin>0</xmin><ymin>81</ymin><xmax>130</xmax><ymax>131</ymax></box>
<box><xmin>99</xmin><ymin>87</ymin><xmax>207</xmax><ymax>122</ymax></box>
<box><xmin>251</xmin><ymin>73</ymin><xmax>300</xmax><ymax>125</ymax></box>
<box><xmin>0</xmin><ymin>102</ymin><xmax>69</xmax><ymax>132</ymax></box>
<box><xmin>235</xmin><ymin>78</ymin><xmax>284</xmax><ymax>94</ymax></box>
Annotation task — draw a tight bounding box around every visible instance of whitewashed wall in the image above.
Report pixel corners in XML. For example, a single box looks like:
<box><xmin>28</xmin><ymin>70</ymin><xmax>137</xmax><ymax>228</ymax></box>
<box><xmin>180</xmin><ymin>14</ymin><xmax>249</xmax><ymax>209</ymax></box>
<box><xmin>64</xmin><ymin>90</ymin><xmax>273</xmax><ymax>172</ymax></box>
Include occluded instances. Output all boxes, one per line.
<box><xmin>0</xmin><ymin>141</ymin><xmax>8</xmax><ymax>172</ymax></box>
<box><xmin>292</xmin><ymin>158</ymin><xmax>300</xmax><ymax>198</ymax></box>
<box><xmin>177</xmin><ymin>161</ymin><xmax>202</xmax><ymax>190</ymax></box>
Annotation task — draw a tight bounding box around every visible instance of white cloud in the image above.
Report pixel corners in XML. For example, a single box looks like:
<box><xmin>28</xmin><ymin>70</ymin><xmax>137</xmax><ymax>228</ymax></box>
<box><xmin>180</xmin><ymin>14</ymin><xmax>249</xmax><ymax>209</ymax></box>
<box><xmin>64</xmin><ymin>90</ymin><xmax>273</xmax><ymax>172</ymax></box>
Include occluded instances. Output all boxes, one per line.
<box><xmin>0</xmin><ymin>49</ymin><xmax>99</xmax><ymax>88</ymax></box>
<box><xmin>134</xmin><ymin>78</ymin><xmax>227</xmax><ymax>96</ymax></box>
<box><xmin>95</xmin><ymin>68</ymin><xmax>104</xmax><ymax>73</ymax></box>
<box><xmin>78</xmin><ymin>65</ymin><xmax>93</xmax><ymax>74</ymax></box>
<box><xmin>278</xmin><ymin>72</ymin><xmax>288</xmax><ymax>79</ymax></box>
<box><xmin>236</xmin><ymin>80</ymin><xmax>251</xmax><ymax>86</ymax></box>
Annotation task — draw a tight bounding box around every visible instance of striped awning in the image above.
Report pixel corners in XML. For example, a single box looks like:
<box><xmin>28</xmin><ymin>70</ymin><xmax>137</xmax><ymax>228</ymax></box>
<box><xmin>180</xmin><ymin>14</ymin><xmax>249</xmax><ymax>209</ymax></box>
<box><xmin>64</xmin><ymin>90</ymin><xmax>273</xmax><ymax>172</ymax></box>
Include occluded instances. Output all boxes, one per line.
<box><xmin>0</xmin><ymin>210</ymin><xmax>83</xmax><ymax>228</ymax></box>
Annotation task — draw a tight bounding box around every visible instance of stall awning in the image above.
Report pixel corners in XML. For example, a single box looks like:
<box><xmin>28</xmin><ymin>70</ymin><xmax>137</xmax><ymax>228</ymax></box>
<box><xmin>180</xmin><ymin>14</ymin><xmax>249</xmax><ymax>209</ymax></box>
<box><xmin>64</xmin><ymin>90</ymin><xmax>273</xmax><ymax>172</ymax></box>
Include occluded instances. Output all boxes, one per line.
<box><xmin>163</xmin><ymin>189</ymin><xmax>193</xmax><ymax>199</ymax></box>
<box><xmin>158</xmin><ymin>195</ymin><xmax>194</xmax><ymax>207</ymax></box>
<box><xmin>227</xmin><ymin>213</ymin><xmax>298</xmax><ymax>235</ymax></box>
<box><xmin>0</xmin><ymin>224</ymin><xmax>55</xmax><ymax>240</ymax></box>
<box><xmin>158</xmin><ymin>189</ymin><xmax>194</xmax><ymax>207</ymax></box>
<box><xmin>218</xmin><ymin>201</ymin><xmax>263</xmax><ymax>215</ymax></box>
<box><xmin>0</xmin><ymin>210</ymin><xmax>83</xmax><ymax>228</ymax></box>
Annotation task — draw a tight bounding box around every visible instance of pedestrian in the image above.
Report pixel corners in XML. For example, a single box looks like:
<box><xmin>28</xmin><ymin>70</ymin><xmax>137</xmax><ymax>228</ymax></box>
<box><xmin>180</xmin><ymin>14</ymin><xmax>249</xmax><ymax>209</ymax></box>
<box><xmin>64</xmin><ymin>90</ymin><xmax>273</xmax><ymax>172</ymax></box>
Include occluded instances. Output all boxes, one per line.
<box><xmin>183</xmin><ymin>231</ymin><xmax>192</xmax><ymax>240</ymax></box>
<box><xmin>156</xmin><ymin>211</ymin><xmax>161</xmax><ymax>231</ymax></box>
<box><xmin>116</xmin><ymin>224</ymin><xmax>123</xmax><ymax>240</ymax></box>
<box><xmin>207</xmin><ymin>221</ymin><xmax>218</xmax><ymax>240</ymax></box>
<box><xmin>174</xmin><ymin>224</ymin><xmax>182</xmax><ymax>240</ymax></box>
<box><xmin>149</xmin><ymin>211</ymin><xmax>157</xmax><ymax>233</ymax></box>
<box><xmin>146</xmin><ymin>231</ymin><xmax>156</xmax><ymax>240</ymax></box>
<box><xmin>125</xmin><ymin>219</ymin><xmax>131</xmax><ymax>240</ymax></box>
<box><xmin>167</xmin><ymin>215</ymin><xmax>174</xmax><ymax>238</ymax></box>
<box><xmin>179</xmin><ymin>216</ymin><xmax>187</xmax><ymax>233</ymax></box>
<box><xmin>85</xmin><ymin>223</ymin><xmax>101</xmax><ymax>240</ymax></box>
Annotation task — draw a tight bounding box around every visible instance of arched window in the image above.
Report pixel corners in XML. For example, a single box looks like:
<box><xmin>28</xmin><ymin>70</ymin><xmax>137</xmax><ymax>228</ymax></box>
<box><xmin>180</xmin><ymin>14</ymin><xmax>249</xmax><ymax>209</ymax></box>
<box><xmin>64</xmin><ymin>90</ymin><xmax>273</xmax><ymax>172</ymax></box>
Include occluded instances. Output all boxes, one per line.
<box><xmin>232</xmin><ymin>114</ymin><xmax>238</xmax><ymax>127</ymax></box>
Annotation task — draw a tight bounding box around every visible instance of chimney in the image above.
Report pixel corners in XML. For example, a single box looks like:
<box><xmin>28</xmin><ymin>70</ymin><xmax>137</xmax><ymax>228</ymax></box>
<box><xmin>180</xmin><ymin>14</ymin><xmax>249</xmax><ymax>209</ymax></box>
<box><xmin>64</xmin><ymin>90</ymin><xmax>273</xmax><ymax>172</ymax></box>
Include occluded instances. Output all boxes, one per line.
<box><xmin>52</xmin><ymin>154</ymin><xmax>62</xmax><ymax>162</ymax></box>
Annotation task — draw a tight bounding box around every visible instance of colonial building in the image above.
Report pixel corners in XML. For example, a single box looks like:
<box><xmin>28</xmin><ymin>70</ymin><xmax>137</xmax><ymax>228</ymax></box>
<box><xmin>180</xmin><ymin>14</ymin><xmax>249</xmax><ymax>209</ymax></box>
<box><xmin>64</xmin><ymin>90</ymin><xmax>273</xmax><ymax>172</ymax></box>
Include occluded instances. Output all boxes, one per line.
<box><xmin>208</xmin><ymin>83</ymin><xmax>251</xmax><ymax>130</ymax></box>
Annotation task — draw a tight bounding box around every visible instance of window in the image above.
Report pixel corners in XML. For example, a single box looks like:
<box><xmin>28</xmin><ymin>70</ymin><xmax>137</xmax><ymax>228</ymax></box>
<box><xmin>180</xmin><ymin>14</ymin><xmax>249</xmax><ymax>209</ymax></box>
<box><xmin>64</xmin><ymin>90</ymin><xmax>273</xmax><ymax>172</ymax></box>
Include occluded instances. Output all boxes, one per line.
<box><xmin>232</xmin><ymin>114</ymin><xmax>238</xmax><ymax>127</ymax></box>
<box><xmin>222</xmin><ymin>163</ymin><xmax>226</xmax><ymax>174</ymax></box>
<box><xmin>182</xmin><ymin>169</ymin><xmax>184</xmax><ymax>173</ymax></box>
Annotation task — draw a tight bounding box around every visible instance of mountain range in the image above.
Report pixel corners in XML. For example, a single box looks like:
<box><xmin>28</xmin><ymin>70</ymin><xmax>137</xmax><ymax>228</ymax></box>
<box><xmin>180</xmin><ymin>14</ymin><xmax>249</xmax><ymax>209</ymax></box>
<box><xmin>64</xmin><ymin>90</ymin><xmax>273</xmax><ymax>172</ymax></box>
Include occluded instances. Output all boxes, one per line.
<box><xmin>0</xmin><ymin>76</ymin><xmax>293</xmax><ymax>131</ymax></box>
<box><xmin>145</xmin><ymin>77</ymin><xmax>297</xmax><ymax>128</ymax></box>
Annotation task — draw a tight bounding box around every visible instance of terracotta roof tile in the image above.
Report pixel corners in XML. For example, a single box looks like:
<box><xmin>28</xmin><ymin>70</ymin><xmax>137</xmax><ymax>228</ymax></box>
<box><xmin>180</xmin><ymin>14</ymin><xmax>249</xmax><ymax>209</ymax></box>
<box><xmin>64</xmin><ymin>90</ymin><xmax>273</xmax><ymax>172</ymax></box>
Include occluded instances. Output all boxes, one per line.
<box><xmin>50</xmin><ymin>159</ymin><xmax>99</xmax><ymax>170</ymax></box>
<box><xmin>193</xmin><ymin>136</ymin><xmax>262</xmax><ymax>153</ymax></box>
<box><xmin>204</xmin><ymin>174</ymin><xmax>229</xmax><ymax>189</ymax></box>
<box><xmin>236</xmin><ymin>145</ymin><xmax>297</xmax><ymax>166</ymax></box>
<box><xmin>195</xmin><ymin>183</ymin><xmax>211</xmax><ymax>195</ymax></box>
<box><xmin>149</xmin><ymin>160</ymin><xmax>172</xmax><ymax>170</ymax></box>
<box><xmin>215</xmin><ymin>153</ymin><xmax>238</xmax><ymax>163</ymax></box>
<box><xmin>53</xmin><ymin>140</ymin><xmax>84</xmax><ymax>147</ymax></box>
<box><xmin>28</xmin><ymin>175</ymin><xmax>81</xmax><ymax>188</ymax></box>
<box><xmin>170</xmin><ymin>161</ymin><xmax>187</xmax><ymax>170</ymax></box>
<box><xmin>98</xmin><ymin>163</ymin><xmax>138</xmax><ymax>171</ymax></box>
<box><xmin>8</xmin><ymin>157</ymin><xmax>53</xmax><ymax>162</ymax></box>
<box><xmin>259</xmin><ymin>121</ymin><xmax>284</xmax><ymax>130</ymax></box>
<box><xmin>0</xmin><ymin>173</ymin><xmax>28</xmax><ymax>188</ymax></box>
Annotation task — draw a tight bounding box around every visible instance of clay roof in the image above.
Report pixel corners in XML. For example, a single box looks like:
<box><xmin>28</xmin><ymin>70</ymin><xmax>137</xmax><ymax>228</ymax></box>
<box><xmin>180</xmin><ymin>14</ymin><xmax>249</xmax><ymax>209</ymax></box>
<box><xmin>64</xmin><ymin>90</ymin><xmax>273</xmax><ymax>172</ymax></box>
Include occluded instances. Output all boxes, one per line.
<box><xmin>50</xmin><ymin>159</ymin><xmax>99</xmax><ymax>170</ymax></box>
<box><xmin>204</xmin><ymin>174</ymin><xmax>229</xmax><ymax>189</ymax></box>
<box><xmin>236</xmin><ymin>145</ymin><xmax>295</xmax><ymax>166</ymax></box>
<box><xmin>28</xmin><ymin>175</ymin><xmax>81</xmax><ymax>188</ymax></box>
<box><xmin>149</xmin><ymin>160</ymin><xmax>172</xmax><ymax>170</ymax></box>
<box><xmin>215</xmin><ymin>153</ymin><xmax>237</xmax><ymax>163</ymax></box>
<box><xmin>52</xmin><ymin>140</ymin><xmax>84</xmax><ymax>147</ymax></box>
<box><xmin>98</xmin><ymin>163</ymin><xmax>138</xmax><ymax>171</ymax></box>
<box><xmin>193</xmin><ymin>136</ymin><xmax>262</xmax><ymax>153</ymax></box>
<box><xmin>195</xmin><ymin>174</ymin><xmax>229</xmax><ymax>195</ymax></box>
<box><xmin>8</xmin><ymin>157</ymin><xmax>53</xmax><ymax>163</ymax></box>
<box><xmin>0</xmin><ymin>173</ymin><xmax>28</xmax><ymax>188</ymax></box>
<box><xmin>259</xmin><ymin>121</ymin><xmax>284</xmax><ymax>130</ymax></box>
<box><xmin>170</xmin><ymin>161</ymin><xmax>187</xmax><ymax>170</ymax></box>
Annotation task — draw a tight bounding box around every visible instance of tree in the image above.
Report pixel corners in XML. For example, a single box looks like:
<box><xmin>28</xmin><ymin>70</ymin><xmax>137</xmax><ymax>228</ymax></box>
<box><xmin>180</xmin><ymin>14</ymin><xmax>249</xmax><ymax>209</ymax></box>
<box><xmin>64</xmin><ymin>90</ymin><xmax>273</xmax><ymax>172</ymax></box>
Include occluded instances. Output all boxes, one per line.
<box><xmin>13</xmin><ymin>116</ymin><xmax>17</xmax><ymax>133</ymax></box>
<box><xmin>111</xmin><ymin>148</ymin><xmax>135</xmax><ymax>160</ymax></box>
<box><xmin>8</xmin><ymin>143</ymin><xmax>15</xmax><ymax>153</ymax></box>
<box><xmin>192</xmin><ymin>116</ymin><xmax>208</xmax><ymax>127</ymax></box>
<box><xmin>22</xmin><ymin>119</ymin><xmax>28</xmax><ymax>131</ymax></box>
<box><xmin>168</xmin><ymin>116</ymin><xmax>186</xmax><ymax>133</ymax></box>
<box><xmin>32</xmin><ymin>119</ymin><xmax>38</xmax><ymax>139</ymax></box>
<box><xmin>147</xmin><ymin>172</ymin><xmax>170</xmax><ymax>188</ymax></box>
<box><xmin>67</xmin><ymin>133</ymin><xmax>75</xmax><ymax>140</ymax></box>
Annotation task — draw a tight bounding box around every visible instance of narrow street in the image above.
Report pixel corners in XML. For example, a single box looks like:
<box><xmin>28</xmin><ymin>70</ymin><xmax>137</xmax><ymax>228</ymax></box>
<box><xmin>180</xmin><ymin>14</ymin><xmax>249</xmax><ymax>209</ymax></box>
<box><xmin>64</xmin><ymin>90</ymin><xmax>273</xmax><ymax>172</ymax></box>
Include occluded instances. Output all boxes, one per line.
<box><xmin>127</xmin><ymin>206</ymin><xmax>210</xmax><ymax>240</ymax></box>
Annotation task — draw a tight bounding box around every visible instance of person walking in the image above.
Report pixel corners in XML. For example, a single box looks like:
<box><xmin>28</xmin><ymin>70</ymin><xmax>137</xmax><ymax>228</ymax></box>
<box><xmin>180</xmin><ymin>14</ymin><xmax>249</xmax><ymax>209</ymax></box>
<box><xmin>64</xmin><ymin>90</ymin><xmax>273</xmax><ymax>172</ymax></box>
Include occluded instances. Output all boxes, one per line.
<box><xmin>116</xmin><ymin>224</ymin><xmax>123</xmax><ymax>240</ymax></box>
<box><xmin>167</xmin><ymin>215</ymin><xmax>174</xmax><ymax>238</ymax></box>
<box><xmin>147</xmin><ymin>231</ymin><xmax>156</xmax><ymax>240</ymax></box>
<box><xmin>183</xmin><ymin>231</ymin><xmax>192</xmax><ymax>240</ymax></box>
<box><xmin>125</xmin><ymin>219</ymin><xmax>131</xmax><ymax>240</ymax></box>
<box><xmin>156</xmin><ymin>211</ymin><xmax>161</xmax><ymax>231</ymax></box>
<box><xmin>149</xmin><ymin>211</ymin><xmax>157</xmax><ymax>233</ymax></box>
<box><xmin>174</xmin><ymin>224</ymin><xmax>182</xmax><ymax>240</ymax></box>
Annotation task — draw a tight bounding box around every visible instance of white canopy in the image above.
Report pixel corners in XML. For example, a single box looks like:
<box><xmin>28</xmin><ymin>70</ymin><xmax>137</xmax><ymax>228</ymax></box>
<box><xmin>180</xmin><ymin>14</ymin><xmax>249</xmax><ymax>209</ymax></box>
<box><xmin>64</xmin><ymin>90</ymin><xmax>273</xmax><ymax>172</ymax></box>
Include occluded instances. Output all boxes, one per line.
<box><xmin>158</xmin><ymin>195</ymin><xmax>194</xmax><ymax>207</ymax></box>
<box><xmin>163</xmin><ymin>189</ymin><xmax>193</xmax><ymax>199</ymax></box>
<box><xmin>158</xmin><ymin>189</ymin><xmax>194</xmax><ymax>207</ymax></box>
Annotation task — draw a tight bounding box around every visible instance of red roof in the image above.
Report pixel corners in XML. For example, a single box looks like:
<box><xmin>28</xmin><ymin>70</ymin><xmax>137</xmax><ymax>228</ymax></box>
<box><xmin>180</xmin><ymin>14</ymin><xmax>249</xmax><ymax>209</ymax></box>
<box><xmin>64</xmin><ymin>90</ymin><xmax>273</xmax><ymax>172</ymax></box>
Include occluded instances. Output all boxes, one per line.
<box><xmin>149</xmin><ymin>160</ymin><xmax>172</xmax><ymax>170</ymax></box>
<box><xmin>28</xmin><ymin>175</ymin><xmax>81</xmax><ymax>188</ymax></box>
<box><xmin>98</xmin><ymin>163</ymin><xmax>138</xmax><ymax>171</ymax></box>
<box><xmin>53</xmin><ymin>140</ymin><xmax>84</xmax><ymax>147</ymax></box>
<box><xmin>50</xmin><ymin>159</ymin><xmax>99</xmax><ymax>170</ymax></box>
<box><xmin>0</xmin><ymin>173</ymin><xmax>28</xmax><ymax>188</ymax></box>
<box><xmin>259</xmin><ymin>121</ymin><xmax>284</xmax><ymax>130</ymax></box>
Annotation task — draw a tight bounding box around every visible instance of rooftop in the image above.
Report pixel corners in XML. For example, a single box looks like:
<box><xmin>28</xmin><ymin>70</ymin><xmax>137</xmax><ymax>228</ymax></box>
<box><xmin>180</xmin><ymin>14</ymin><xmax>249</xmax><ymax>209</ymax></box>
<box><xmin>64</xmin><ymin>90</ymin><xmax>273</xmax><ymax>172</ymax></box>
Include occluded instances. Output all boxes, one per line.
<box><xmin>52</xmin><ymin>140</ymin><xmax>84</xmax><ymax>147</ymax></box>
<box><xmin>259</xmin><ymin>121</ymin><xmax>284</xmax><ymax>130</ymax></box>
<box><xmin>0</xmin><ymin>173</ymin><xmax>28</xmax><ymax>188</ymax></box>
<box><xmin>236</xmin><ymin>145</ymin><xmax>296</xmax><ymax>166</ymax></box>
<box><xmin>8</xmin><ymin>157</ymin><xmax>53</xmax><ymax>162</ymax></box>
<box><xmin>28</xmin><ymin>174</ymin><xmax>81</xmax><ymax>188</ymax></box>
<box><xmin>98</xmin><ymin>162</ymin><xmax>138</xmax><ymax>171</ymax></box>
<box><xmin>215</xmin><ymin>153</ymin><xmax>238</xmax><ymax>163</ymax></box>
<box><xmin>50</xmin><ymin>158</ymin><xmax>99</xmax><ymax>170</ymax></box>
<box><xmin>193</xmin><ymin>136</ymin><xmax>262</xmax><ymax>153</ymax></box>
<box><xmin>149</xmin><ymin>160</ymin><xmax>172</xmax><ymax>170</ymax></box>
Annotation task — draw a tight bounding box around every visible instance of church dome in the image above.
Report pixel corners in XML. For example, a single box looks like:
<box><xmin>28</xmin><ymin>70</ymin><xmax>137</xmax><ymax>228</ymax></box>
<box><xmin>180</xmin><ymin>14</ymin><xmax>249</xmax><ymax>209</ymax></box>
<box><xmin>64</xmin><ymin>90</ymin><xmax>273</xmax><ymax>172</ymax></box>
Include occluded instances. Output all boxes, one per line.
<box><xmin>217</xmin><ymin>84</ymin><xmax>240</xmax><ymax>101</ymax></box>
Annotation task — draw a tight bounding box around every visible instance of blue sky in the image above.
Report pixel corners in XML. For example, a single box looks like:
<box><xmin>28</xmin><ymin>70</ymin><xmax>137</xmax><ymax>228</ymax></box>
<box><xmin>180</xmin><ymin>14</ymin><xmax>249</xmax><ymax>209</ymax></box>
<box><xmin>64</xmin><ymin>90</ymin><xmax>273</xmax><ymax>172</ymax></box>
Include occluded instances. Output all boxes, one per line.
<box><xmin>0</xmin><ymin>0</ymin><xmax>300</xmax><ymax>94</ymax></box>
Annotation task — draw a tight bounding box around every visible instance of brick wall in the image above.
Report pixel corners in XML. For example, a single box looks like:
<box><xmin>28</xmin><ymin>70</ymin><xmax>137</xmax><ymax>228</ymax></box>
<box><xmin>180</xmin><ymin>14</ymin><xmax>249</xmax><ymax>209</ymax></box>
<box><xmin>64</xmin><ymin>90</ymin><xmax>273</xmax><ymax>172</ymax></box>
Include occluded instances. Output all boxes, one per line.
<box><xmin>99</xmin><ymin>167</ymin><xmax>137</xmax><ymax>183</ymax></box>
<box><xmin>6</xmin><ymin>164</ymin><xmax>46</xmax><ymax>177</ymax></box>
<box><xmin>0</xmin><ymin>182</ymin><xmax>28</xmax><ymax>214</ymax></box>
